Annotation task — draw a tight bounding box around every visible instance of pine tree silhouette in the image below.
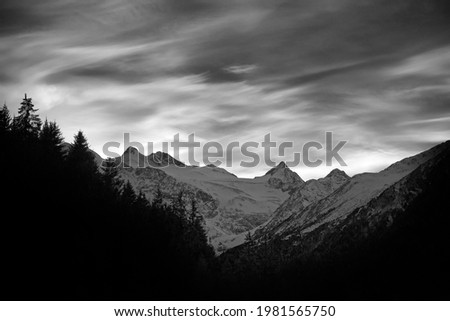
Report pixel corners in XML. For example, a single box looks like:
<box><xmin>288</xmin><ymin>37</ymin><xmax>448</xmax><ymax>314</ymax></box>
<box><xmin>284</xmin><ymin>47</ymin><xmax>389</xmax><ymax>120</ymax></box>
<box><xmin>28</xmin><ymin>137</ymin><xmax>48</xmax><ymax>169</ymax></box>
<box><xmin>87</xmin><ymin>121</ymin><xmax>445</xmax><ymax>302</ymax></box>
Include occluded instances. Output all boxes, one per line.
<box><xmin>121</xmin><ymin>180</ymin><xmax>136</xmax><ymax>205</ymax></box>
<box><xmin>101</xmin><ymin>157</ymin><xmax>121</xmax><ymax>193</ymax></box>
<box><xmin>40</xmin><ymin>119</ymin><xmax>64</xmax><ymax>158</ymax></box>
<box><xmin>173</xmin><ymin>190</ymin><xmax>186</xmax><ymax>218</ymax></box>
<box><xmin>152</xmin><ymin>186</ymin><xmax>164</xmax><ymax>207</ymax></box>
<box><xmin>189</xmin><ymin>197</ymin><xmax>198</xmax><ymax>224</ymax></box>
<box><xmin>12</xmin><ymin>94</ymin><xmax>42</xmax><ymax>138</ymax></box>
<box><xmin>66</xmin><ymin>131</ymin><xmax>98</xmax><ymax>174</ymax></box>
<box><xmin>0</xmin><ymin>102</ymin><xmax>11</xmax><ymax>134</ymax></box>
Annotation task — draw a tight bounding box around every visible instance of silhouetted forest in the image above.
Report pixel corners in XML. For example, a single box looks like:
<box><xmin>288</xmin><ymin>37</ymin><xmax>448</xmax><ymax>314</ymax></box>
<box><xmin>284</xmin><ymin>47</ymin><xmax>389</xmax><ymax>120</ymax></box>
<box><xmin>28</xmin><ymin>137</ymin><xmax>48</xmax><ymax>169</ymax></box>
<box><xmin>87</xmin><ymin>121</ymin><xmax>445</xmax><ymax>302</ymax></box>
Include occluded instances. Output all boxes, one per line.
<box><xmin>0</xmin><ymin>95</ymin><xmax>216</xmax><ymax>300</ymax></box>
<box><xmin>1</xmin><ymin>94</ymin><xmax>449</xmax><ymax>300</ymax></box>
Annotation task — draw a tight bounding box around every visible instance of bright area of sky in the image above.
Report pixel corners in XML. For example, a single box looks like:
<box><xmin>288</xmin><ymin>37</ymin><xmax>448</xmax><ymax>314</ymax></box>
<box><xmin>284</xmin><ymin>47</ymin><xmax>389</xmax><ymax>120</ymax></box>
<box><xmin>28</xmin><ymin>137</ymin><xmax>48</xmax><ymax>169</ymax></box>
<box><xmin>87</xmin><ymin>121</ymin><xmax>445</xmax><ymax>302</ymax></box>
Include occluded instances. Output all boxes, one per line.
<box><xmin>1</xmin><ymin>0</ymin><xmax>449</xmax><ymax>179</ymax></box>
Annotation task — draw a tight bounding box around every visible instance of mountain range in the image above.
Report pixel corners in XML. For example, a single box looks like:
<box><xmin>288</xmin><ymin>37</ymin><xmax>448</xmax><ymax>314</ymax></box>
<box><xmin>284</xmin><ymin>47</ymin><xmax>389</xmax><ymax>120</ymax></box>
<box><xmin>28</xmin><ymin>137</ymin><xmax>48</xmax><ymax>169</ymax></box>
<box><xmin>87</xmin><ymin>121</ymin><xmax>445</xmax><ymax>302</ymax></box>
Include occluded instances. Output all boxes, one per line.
<box><xmin>252</xmin><ymin>140</ymin><xmax>450</xmax><ymax>251</ymax></box>
<box><xmin>114</xmin><ymin>147</ymin><xmax>303</xmax><ymax>250</ymax></box>
<box><xmin>75</xmin><ymin>141</ymin><xmax>450</xmax><ymax>255</ymax></box>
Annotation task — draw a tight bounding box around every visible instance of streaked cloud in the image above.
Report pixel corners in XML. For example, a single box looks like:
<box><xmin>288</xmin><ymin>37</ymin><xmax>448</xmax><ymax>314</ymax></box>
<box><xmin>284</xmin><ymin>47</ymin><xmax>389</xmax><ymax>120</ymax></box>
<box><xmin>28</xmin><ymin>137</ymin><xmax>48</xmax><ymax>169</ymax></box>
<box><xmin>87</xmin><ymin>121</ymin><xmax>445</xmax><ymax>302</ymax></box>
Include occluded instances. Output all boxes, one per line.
<box><xmin>0</xmin><ymin>0</ymin><xmax>450</xmax><ymax>179</ymax></box>
<box><xmin>224</xmin><ymin>65</ymin><xmax>258</xmax><ymax>74</ymax></box>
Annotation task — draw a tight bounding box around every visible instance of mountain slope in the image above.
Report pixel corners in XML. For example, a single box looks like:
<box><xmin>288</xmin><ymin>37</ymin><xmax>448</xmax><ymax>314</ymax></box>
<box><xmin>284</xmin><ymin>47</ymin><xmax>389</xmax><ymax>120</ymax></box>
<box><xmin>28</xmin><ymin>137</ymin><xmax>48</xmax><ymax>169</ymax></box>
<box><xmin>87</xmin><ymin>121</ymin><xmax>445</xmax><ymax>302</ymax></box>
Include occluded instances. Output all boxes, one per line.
<box><xmin>260</xmin><ymin>141</ymin><xmax>450</xmax><ymax>240</ymax></box>
<box><xmin>255</xmin><ymin>168</ymin><xmax>349</xmax><ymax>237</ymax></box>
<box><xmin>219</xmin><ymin>141</ymin><xmax>450</xmax><ymax>299</ymax></box>
<box><xmin>297</xmin><ymin>140</ymin><xmax>450</xmax><ymax>259</ymax></box>
<box><xmin>117</xmin><ymin>147</ymin><xmax>186</xmax><ymax>168</ymax></box>
<box><xmin>114</xmin><ymin>149</ymin><xmax>303</xmax><ymax>249</ymax></box>
<box><xmin>255</xmin><ymin>161</ymin><xmax>304</xmax><ymax>191</ymax></box>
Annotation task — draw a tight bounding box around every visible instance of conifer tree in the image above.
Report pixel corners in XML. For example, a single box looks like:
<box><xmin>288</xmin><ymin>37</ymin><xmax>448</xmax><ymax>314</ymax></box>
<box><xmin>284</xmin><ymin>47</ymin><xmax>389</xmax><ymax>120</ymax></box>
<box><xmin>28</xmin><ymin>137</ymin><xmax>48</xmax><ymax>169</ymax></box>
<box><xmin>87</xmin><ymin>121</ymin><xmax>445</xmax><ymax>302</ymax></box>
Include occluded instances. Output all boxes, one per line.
<box><xmin>135</xmin><ymin>191</ymin><xmax>150</xmax><ymax>211</ymax></box>
<box><xmin>152</xmin><ymin>186</ymin><xmax>164</xmax><ymax>208</ymax></box>
<box><xmin>40</xmin><ymin>119</ymin><xmax>64</xmax><ymax>158</ymax></box>
<box><xmin>66</xmin><ymin>131</ymin><xmax>98</xmax><ymax>181</ymax></box>
<box><xmin>189</xmin><ymin>197</ymin><xmax>198</xmax><ymax>224</ymax></box>
<box><xmin>121</xmin><ymin>181</ymin><xmax>136</xmax><ymax>206</ymax></box>
<box><xmin>101</xmin><ymin>157</ymin><xmax>121</xmax><ymax>192</ymax></box>
<box><xmin>0</xmin><ymin>103</ymin><xmax>11</xmax><ymax>133</ymax></box>
<box><xmin>174</xmin><ymin>190</ymin><xmax>186</xmax><ymax>218</ymax></box>
<box><xmin>13</xmin><ymin>94</ymin><xmax>42</xmax><ymax>137</ymax></box>
<box><xmin>67</xmin><ymin>131</ymin><xmax>95</xmax><ymax>163</ymax></box>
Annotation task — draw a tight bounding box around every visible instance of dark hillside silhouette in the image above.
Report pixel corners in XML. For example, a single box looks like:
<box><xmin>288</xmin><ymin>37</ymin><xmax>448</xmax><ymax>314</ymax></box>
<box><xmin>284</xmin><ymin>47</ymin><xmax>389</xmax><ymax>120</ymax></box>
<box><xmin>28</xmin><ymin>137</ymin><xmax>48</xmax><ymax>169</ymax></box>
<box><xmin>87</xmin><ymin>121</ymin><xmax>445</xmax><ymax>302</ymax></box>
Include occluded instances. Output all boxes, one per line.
<box><xmin>0</xmin><ymin>95</ymin><xmax>215</xmax><ymax>300</ymax></box>
<box><xmin>1</xmin><ymin>94</ymin><xmax>449</xmax><ymax>300</ymax></box>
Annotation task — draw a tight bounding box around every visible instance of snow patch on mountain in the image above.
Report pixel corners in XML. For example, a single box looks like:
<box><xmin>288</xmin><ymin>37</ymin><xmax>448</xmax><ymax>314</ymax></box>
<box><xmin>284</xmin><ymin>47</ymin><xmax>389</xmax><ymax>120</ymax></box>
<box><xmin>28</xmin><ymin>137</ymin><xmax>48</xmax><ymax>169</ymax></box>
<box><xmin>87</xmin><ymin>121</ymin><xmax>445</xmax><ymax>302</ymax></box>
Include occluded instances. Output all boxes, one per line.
<box><xmin>255</xmin><ymin>168</ymin><xmax>349</xmax><ymax>237</ymax></box>
<box><xmin>115</xmin><ymin>151</ymin><xmax>303</xmax><ymax>250</ymax></box>
<box><xmin>263</xmin><ymin>141</ymin><xmax>450</xmax><ymax>239</ymax></box>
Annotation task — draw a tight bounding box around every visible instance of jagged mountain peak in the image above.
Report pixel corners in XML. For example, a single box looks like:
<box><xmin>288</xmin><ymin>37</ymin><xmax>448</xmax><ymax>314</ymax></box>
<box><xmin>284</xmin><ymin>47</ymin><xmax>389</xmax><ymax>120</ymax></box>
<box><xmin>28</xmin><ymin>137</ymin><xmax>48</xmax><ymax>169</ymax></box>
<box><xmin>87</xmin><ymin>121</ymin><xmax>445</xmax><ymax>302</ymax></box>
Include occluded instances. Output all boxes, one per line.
<box><xmin>123</xmin><ymin>146</ymin><xmax>144</xmax><ymax>155</ymax></box>
<box><xmin>262</xmin><ymin>162</ymin><xmax>304</xmax><ymax>191</ymax></box>
<box><xmin>276</xmin><ymin>161</ymin><xmax>287</xmax><ymax>169</ymax></box>
<box><xmin>120</xmin><ymin>146</ymin><xmax>146</xmax><ymax>168</ymax></box>
<box><xmin>265</xmin><ymin>161</ymin><xmax>290</xmax><ymax>176</ymax></box>
<box><xmin>258</xmin><ymin>140</ymin><xmax>450</xmax><ymax>245</ymax></box>
<box><xmin>149</xmin><ymin>151</ymin><xmax>185</xmax><ymax>167</ymax></box>
<box><xmin>325</xmin><ymin>168</ymin><xmax>349</xmax><ymax>179</ymax></box>
<box><xmin>120</xmin><ymin>148</ymin><xmax>185</xmax><ymax>168</ymax></box>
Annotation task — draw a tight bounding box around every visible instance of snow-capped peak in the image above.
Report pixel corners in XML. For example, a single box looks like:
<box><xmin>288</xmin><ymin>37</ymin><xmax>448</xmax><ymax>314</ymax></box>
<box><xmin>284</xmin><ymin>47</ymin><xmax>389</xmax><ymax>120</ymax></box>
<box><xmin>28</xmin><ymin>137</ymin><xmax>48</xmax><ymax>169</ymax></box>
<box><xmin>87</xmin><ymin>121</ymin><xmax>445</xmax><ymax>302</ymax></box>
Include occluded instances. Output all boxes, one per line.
<box><xmin>261</xmin><ymin>162</ymin><xmax>304</xmax><ymax>191</ymax></box>
<box><xmin>261</xmin><ymin>140</ymin><xmax>450</xmax><ymax>241</ymax></box>
<box><xmin>325</xmin><ymin>168</ymin><xmax>349</xmax><ymax>179</ymax></box>
<box><xmin>264</xmin><ymin>161</ymin><xmax>289</xmax><ymax>176</ymax></box>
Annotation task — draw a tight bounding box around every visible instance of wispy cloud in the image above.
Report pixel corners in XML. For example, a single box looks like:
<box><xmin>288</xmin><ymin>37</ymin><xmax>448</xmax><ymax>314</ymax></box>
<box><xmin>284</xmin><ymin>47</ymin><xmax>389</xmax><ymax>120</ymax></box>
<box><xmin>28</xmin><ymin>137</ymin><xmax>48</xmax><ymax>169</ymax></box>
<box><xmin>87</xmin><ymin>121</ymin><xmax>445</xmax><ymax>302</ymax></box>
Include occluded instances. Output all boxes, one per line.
<box><xmin>0</xmin><ymin>0</ymin><xmax>450</xmax><ymax>179</ymax></box>
<box><xmin>224</xmin><ymin>65</ymin><xmax>258</xmax><ymax>74</ymax></box>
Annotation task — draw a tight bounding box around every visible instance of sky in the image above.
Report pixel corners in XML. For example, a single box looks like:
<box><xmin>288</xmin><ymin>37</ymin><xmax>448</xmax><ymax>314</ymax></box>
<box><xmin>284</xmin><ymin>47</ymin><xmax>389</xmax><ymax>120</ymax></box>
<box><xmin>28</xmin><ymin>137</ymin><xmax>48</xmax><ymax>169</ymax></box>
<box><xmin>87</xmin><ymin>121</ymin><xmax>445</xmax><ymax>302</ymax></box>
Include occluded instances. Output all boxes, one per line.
<box><xmin>1</xmin><ymin>0</ymin><xmax>450</xmax><ymax>179</ymax></box>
